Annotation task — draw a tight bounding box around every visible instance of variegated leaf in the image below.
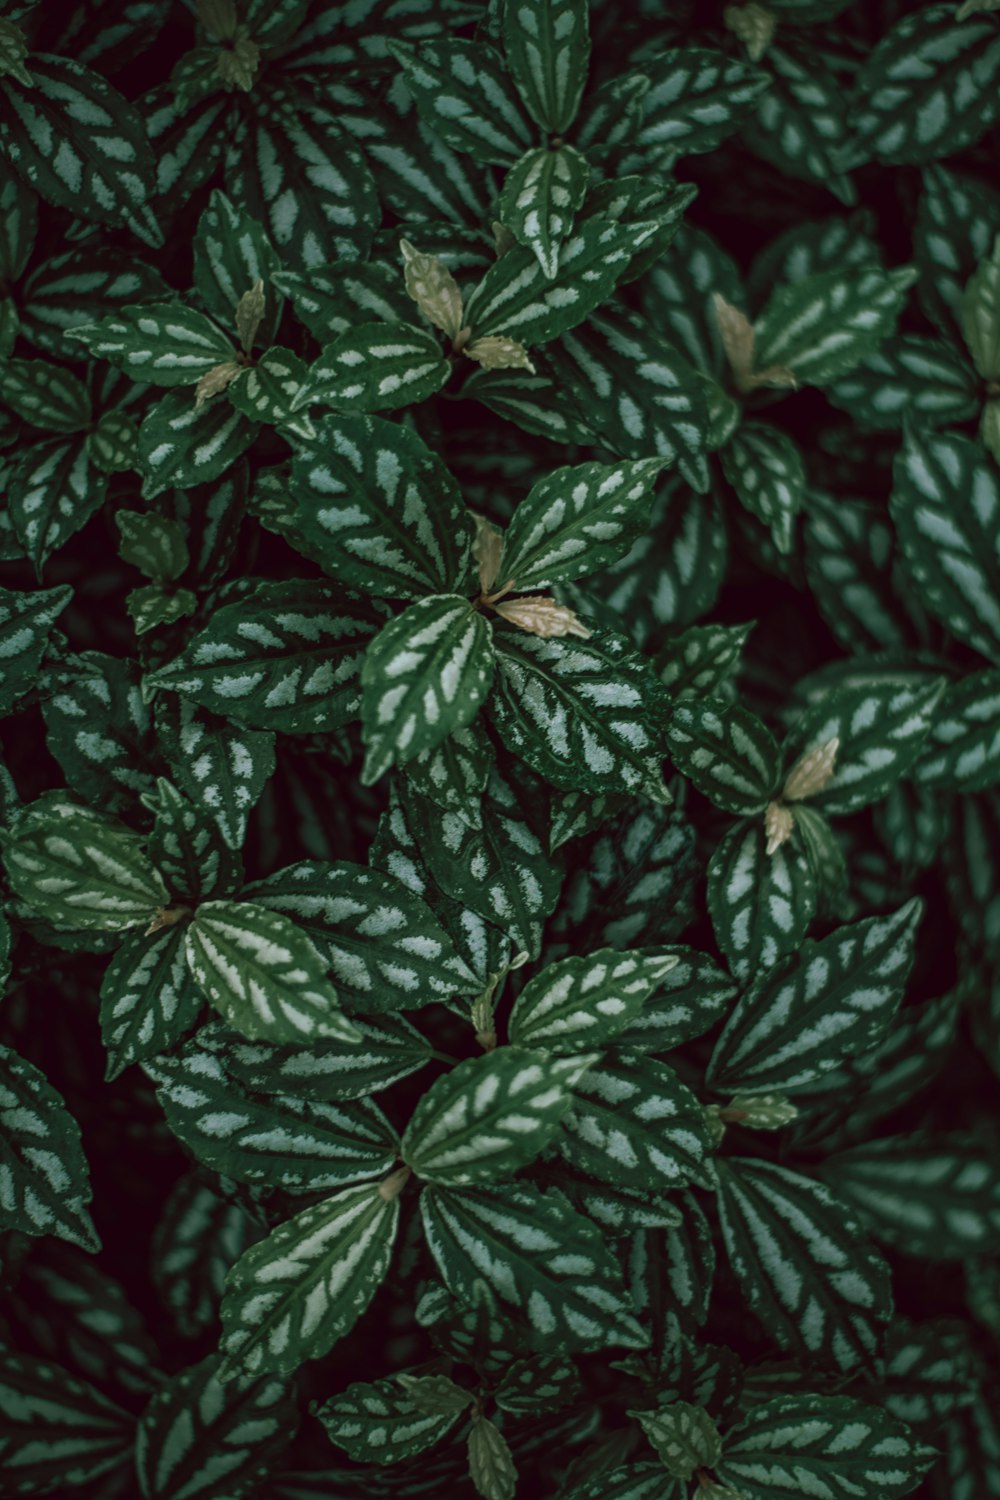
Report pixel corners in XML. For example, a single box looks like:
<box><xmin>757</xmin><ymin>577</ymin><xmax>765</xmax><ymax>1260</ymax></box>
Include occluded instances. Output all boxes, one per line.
<box><xmin>360</xmin><ymin>594</ymin><xmax>495</xmax><ymax>784</ymax></box>
<box><xmin>508</xmin><ymin>948</ymin><xmax>679</xmax><ymax>1051</ymax></box>
<box><xmin>498</xmin><ymin>145</ymin><xmax>590</xmax><ymax>279</ymax></box>
<box><xmin>707</xmin><ymin>819</ymin><xmax>817</xmax><ymax>983</ymax></box>
<box><xmin>707</xmin><ymin>899</ymin><xmax>922</xmax><ymax>1094</ymax></box>
<box><xmin>913</xmin><ymin>669</ymin><xmax>1000</xmax><ymax>792</ymax></box>
<box><xmin>99</xmin><ymin>923</ymin><xmax>203</xmax><ymax>1081</ymax></box>
<box><xmin>316</xmin><ymin>1375</ymin><xmax>468</xmax><ymax>1465</ymax></box>
<box><xmin>0</xmin><ymin>1349</ymin><xmax>134</xmax><ymax>1494</ymax></box>
<box><xmin>666</xmin><ymin>698</ymin><xmax>781</xmax><ymax>815</ymax></box>
<box><xmin>0</xmin><ymin>1043</ymin><xmax>99</xmax><ymax>1252</ymax></box>
<box><xmin>219</xmin><ymin>1183</ymin><xmax>401</xmax><ymax>1379</ymax></box>
<box><xmin>502</xmin><ymin>0</ymin><xmax>590</xmax><ymax>133</ymax></box>
<box><xmin>388</xmin><ymin>38</ymin><xmax>534</xmax><ymax>167</ymax></box>
<box><xmin>185</xmin><ymin>900</ymin><xmax>360</xmax><ymax>1045</ymax></box>
<box><xmin>310</xmin><ymin>320</ymin><xmax>450</xmax><ymax>413</ymax></box>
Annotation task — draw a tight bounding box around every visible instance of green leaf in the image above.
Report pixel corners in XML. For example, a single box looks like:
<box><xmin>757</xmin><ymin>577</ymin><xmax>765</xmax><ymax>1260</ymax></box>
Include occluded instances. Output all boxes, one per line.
<box><xmin>0</xmin><ymin>55</ymin><xmax>155</xmax><ymax>233</ymax></box>
<box><xmin>508</xmin><ymin>948</ymin><xmax>678</xmax><ymax>1051</ymax></box>
<box><xmin>0</xmin><ymin>1042</ymin><xmax>99</xmax><ymax>1251</ymax></box>
<box><xmin>491</xmin><ymin>630</ymin><xmax>669</xmax><ymax>801</ymax></box>
<box><xmin>244</xmin><ymin>859</ymin><xmax>477</xmax><ymax>1013</ymax></box>
<box><xmin>150</xmin><ymin>581</ymin><xmax>383</xmax><ymax>734</ymax></box>
<box><xmin>223</xmin><ymin>1182</ymin><xmax>401</xmax><ymax>1384</ymax></box>
<box><xmin>0</xmin><ymin>155</ymin><xmax>36</xmax><ymax>285</ymax></box>
<box><xmin>545</xmin><ymin>308</ymin><xmax>709</xmax><ymax>465</ymax></box>
<box><xmin>915</xmin><ymin>165</ymin><xmax>1000</xmax><ymax>339</ymax></box>
<box><xmin>402</xmin><ymin>720</ymin><xmax>491</xmax><ymax>829</ymax></box>
<box><xmin>289</xmin><ymin>413</ymin><xmax>473</xmax><ymax>599</ymax></box>
<box><xmin>198</xmin><ymin>1013</ymin><xmax>432</xmax><ymax>1104</ymax></box>
<box><xmin>913</xmin><ymin>669</ymin><xmax>1000</xmax><ymax>793</ymax></box>
<box><xmin>0</xmin><ymin>1348</ymin><xmax>134</xmax><ymax>1494</ymax></box>
<box><xmin>501</xmin><ymin>459</ymin><xmax>664</xmax><ymax>590</ymax></box>
<box><xmin>0</xmin><ymin>359</ymin><xmax>91</xmax><ymax>434</ymax></box>
<box><xmin>717</xmin><ymin>1393</ymin><xmax>934</xmax><ymax>1500</ymax></box>
<box><xmin>151</xmin><ymin>1175</ymin><xmax>262</xmax><ymax>1341</ymax></box>
<box><xmin>420</xmin><ymin>1180</ymin><xmax>647</xmax><ymax>1353</ymax></box>
<box><xmin>228</xmin><ymin>348</ymin><xmax>313</xmax><ymax>433</ymax></box>
<box><xmin>135</xmin><ymin>1355</ymin><xmax>295</xmax><ymax>1500</ymax></box>
<box><xmin>754</xmin><ymin>265</ymin><xmax>916</xmax><ymax>387</ymax></box>
<box><xmin>498</xmin><ymin>145</ymin><xmax>590</xmax><ymax>279</ymax></box>
<box><xmin>744</xmin><ymin>41</ymin><xmax>854</xmax><ymax>204</ymax></box>
<box><xmin>468</xmin><ymin>1414</ymin><xmax>518</xmax><ymax>1500</ymax></box>
<box><xmin>224</xmin><ymin>92</ymin><xmax>378</xmax><ymax>268</ymax></box>
<box><xmin>721</xmin><ymin>423</ymin><xmax>805</xmax><ymax>554</ymax></box>
<box><xmin>827</xmin><ymin>335</ymin><xmax>981</xmax><ymax>431</ymax></box>
<box><xmin>360</xmin><ymin>595</ymin><xmax>495</xmax><ymax>784</ymax></box>
<box><xmin>71</xmin><ymin>302</ymin><xmax>235</xmax><ymax>386</ymax></box>
<box><xmin>502</xmin><ymin>0</ymin><xmax>590</xmax><ymax>133</ymax></box>
<box><xmin>275</xmin><ymin>260</ymin><xmax>412</xmax><ymax>345</ymax></box>
<box><xmin>716</xmin><ymin>1159</ymin><xmax>892</xmax><ymax>1373</ymax></box>
<box><xmin>152</xmin><ymin>1043</ymin><xmax>399</xmax><ymax>1193</ymax></box>
<box><xmin>316</xmin><ymin>1374</ymin><xmax>468</xmax><ymax>1465</ymax></box>
<box><xmin>116</xmin><ymin>510</ymin><xmax>188</xmax><ymax>583</ymax></box>
<box><xmin>99</xmin><ymin>923</ymin><xmax>203</xmax><ymax>1081</ymax></box>
<box><xmin>633</xmin><ymin>1402</ymin><xmax>721</xmax><ymax>1479</ymax></box>
<box><xmin>185</xmin><ymin>899</ymin><xmax>360</xmax><ymax>1045</ymax></box>
<box><xmin>617</xmin><ymin>946</ymin><xmax>737</xmax><ymax>1051</ymax></box>
<box><xmin>192</xmin><ymin>189</ymin><xmax>282</xmax><ymax>345</ymax></box>
<box><xmin>156</xmin><ymin>698</ymin><xmax>275</xmax><ymax>851</ymax></box>
<box><xmin>462</xmin><ymin>364</ymin><xmax>598</xmax><ymax>445</ymax></box>
<box><xmin>128</xmin><ymin>585</ymin><xmax>197</xmax><ymax>637</ymax></box>
<box><xmin>138</xmin><ymin>388</ymin><xmax>258</xmax><ymax>500</ymax></box>
<box><xmin>707</xmin><ymin>899</ymin><xmax>922</xmax><ymax>1094</ymax></box>
<box><xmin>707</xmin><ymin>819</ymin><xmax>816</xmax><ymax>984</ymax></box>
<box><xmin>626</xmin><ymin>47</ymin><xmax>770</xmax><ymax>166</ymax></box>
<box><xmin>0</xmin><ymin>582</ymin><xmax>71</xmax><ymax>716</ymax></box>
<box><xmin>782</xmin><ymin>676</ymin><xmax>945</xmax><ymax>816</ymax></box>
<box><xmin>9</xmin><ymin>435</ymin><xmax>104</xmax><ymax>573</ymax></box>
<box><xmin>494</xmin><ymin>1356</ymin><xmax>580</xmax><ymax>1415</ymax></box>
<box><xmin>563</xmin><ymin>1465</ymin><xmax>676</xmax><ymax>1500</ymax></box>
<box><xmin>310</xmin><ymin>321</ymin><xmax>450</xmax><ymax>413</ymax></box>
<box><xmin>890</xmin><ymin>425</ymin><xmax>1000</xmax><ymax>664</ymax></box>
<box><xmin>803</xmin><ymin>492</ymin><xmax>908</xmax><ymax>654</ymax></box>
<box><xmin>654</xmin><ymin>622</ymin><xmax>752</xmax><ymax>699</ymax></box>
<box><xmin>402</xmin><ymin>1047</ymin><xmax>592</xmax><ymax>1186</ymax></box>
<box><xmin>1</xmin><ymin>793</ymin><xmax>167</xmax><ymax>932</ymax></box>
<box><xmin>666</xmin><ymin>698</ymin><xmax>780</xmax><ymax>815</ymax></box>
<box><xmin>42</xmin><ymin>652</ymin><xmax>155</xmax><ymax>813</ymax></box>
<box><xmin>402</xmin><ymin>774</ymin><xmax>563</xmax><ymax>959</ymax></box>
<box><xmin>849</xmin><ymin>4</ymin><xmax>1000</xmax><ymax>166</ymax></box>
<box><xmin>388</xmin><ymin>38</ymin><xmax>534</xmax><ymax>167</ymax></box>
<box><xmin>560</xmin><ymin>1051</ymin><xmax>715</xmax><ymax>1192</ymax></box>
<box><xmin>465</xmin><ymin>221</ymin><xmax>662</xmax><ymax>350</ymax></box>
<box><xmin>17</xmin><ymin>246</ymin><xmax>170</xmax><ymax>360</ymax></box>
<box><xmin>641</xmin><ymin>224</ymin><xmax>743</xmax><ymax>378</ymax></box>
<box><xmin>822</xmin><ymin>1134</ymin><xmax>1000</xmax><ymax>1260</ymax></box>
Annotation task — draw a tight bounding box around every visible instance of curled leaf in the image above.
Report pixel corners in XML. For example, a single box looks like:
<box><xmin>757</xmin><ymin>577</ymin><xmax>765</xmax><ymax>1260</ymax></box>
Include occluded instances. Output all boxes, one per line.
<box><xmin>400</xmin><ymin>239</ymin><xmax>465</xmax><ymax>342</ymax></box>
<box><xmin>465</xmin><ymin>335</ymin><xmax>536</xmax><ymax>373</ymax></box>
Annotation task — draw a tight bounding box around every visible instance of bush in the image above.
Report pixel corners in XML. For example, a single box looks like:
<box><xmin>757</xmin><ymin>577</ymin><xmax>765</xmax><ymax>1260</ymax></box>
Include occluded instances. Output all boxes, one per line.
<box><xmin>0</xmin><ymin>1</ymin><xmax>998</xmax><ymax>1497</ymax></box>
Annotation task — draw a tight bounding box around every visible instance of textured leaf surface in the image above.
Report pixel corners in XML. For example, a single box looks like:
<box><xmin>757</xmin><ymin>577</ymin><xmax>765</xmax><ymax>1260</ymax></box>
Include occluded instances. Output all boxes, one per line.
<box><xmin>502</xmin><ymin>0</ymin><xmax>590</xmax><ymax>133</ymax></box>
<box><xmin>316</xmin><ymin>1374</ymin><xmax>467</xmax><ymax>1465</ymax></box>
<box><xmin>708</xmin><ymin>900</ymin><xmax>921</xmax><ymax>1094</ymax></box>
<box><xmin>420</xmin><ymin>1181</ymin><xmax>647</xmax><ymax>1353</ymax></box>
<box><xmin>754</xmin><ymin>266</ymin><xmax>916</xmax><ymax>387</ymax></box>
<box><xmin>99</xmin><ymin>923</ymin><xmax>203</xmax><ymax>1081</ymax></box>
<box><xmin>220</xmin><ymin>1183</ymin><xmax>400</xmax><ymax>1378</ymax></box>
<box><xmin>707</xmin><ymin>820</ymin><xmax>816</xmax><ymax>983</ymax></box>
<box><xmin>0</xmin><ymin>1043</ymin><xmax>98</xmax><ymax>1252</ymax></box>
<box><xmin>0</xmin><ymin>1348</ymin><xmax>134</xmax><ymax>1495</ymax></box>
<box><xmin>310</xmin><ymin>321</ymin><xmax>450</xmax><ymax>414</ymax></box>
<box><xmin>509</xmin><ymin>948</ymin><xmax>678</xmax><ymax>1051</ymax></box>
<box><xmin>185</xmin><ymin>900</ymin><xmax>359</xmax><ymax>1045</ymax></box>
<box><xmin>716</xmin><ymin>1159</ymin><xmax>892</xmax><ymax>1373</ymax></box>
<box><xmin>667</xmin><ymin>698</ymin><xmax>780</xmax><ymax>815</ymax></box>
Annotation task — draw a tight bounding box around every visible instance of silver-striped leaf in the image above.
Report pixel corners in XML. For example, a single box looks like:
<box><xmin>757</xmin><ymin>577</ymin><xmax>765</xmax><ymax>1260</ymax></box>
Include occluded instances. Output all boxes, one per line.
<box><xmin>401</xmin><ymin>1047</ymin><xmax>593</xmax><ymax>1186</ymax></box>
<box><xmin>8</xmin><ymin>434</ymin><xmax>104</xmax><ymax>571</ymax></box>
<box><xmin>156</xmin><ymin>697</ymin><xmax>275</xmax><ymax>852</ymax></box>
<box><xmin>245</xmin><ymin>859</ymin><xmax>477</xmax><ymax>1013</ymax></box>
<box><xmin>827</xmin><ymin>334</ymin><xmax>981</xmax><ymax>431</ymax></box>
<box><xmin>135</xmin><ymin>1355</ymin><xmax>295</xmax><ymax>1500</ymax></box>
<box><xmin>721</xmin><ymin>422</ymin><xmax>805</xmax><ymax>555</ymax></box>
<box><xmin>716</xmin><ymin>1159</ymin><xmax>892</xmax><ymax>1374</ymax></box>
<box><xmin>0</xmin><ymin>582</ymin><xmax>71</xmax><ymax>717</ymax></box>
<box><xmin>625</xmin><ymin>47</ymin><xmax>769</xmax><ymax>167</ymax></box>
<box><xmin>500</xmin><ymin>458</ymin><xmax>665</xmax><ymax>590</ymax></box>
<box><xmin>1</xmin><ymin>793</ymin><xmax>167</xmax><ymax>933</ymax></box>
<box><xmin>150</xmin><ymin>581</ymin><xmax>383</xmax><ymax>734</ymax></box>
<box><xmin>99</xmin><ymin>922</ymin><xmax>203</xmax><ymax>1081</ymax></box>
<box><xmin>150</xmin><ymin>1175</ymin><xmax>262</xmax><ymax>1341</ymax></box>
<box><xmin>501</xmin><ymin>0</ymin><xmax>590</xmax><ymax>134</ymax></box>
<box><xmin>666</xmin><ymin>698</ymin><xmax>781</xmax><ymax>815</ymax></box>
<box><xmin>560</xmin><ymin>1051</ymin><xmax>715</xmax><ymax>1193</ymax></box>
<box><xmin>0</xmin><ymin>1042</ymin><xmax>99</xmax><ymax>1252</ymax></box>
<box><xmin>616</xmin><ymin>946</ymin><xmax>737</xmax><ymax>1052</ymax></box>
<box><xmin>654</xmin><ymin>622</ymin><xmax>752</xmax><ymax>699</ymax></box>
<box><xmin>822</xmin><ymin>1134</ymin><xmax>1000</xmax><ymax>1260</ymax></box>
<box><xmin>152</xmin><ymin>1044</ymin><xmax>398</xmax><ymax>1193</ymax></box>
<box><xmin>137</xmin><ymin>388</ymin><xmax>258</xmax><ymax>499</ymax></box>
<box><xmin>69</xmin><ymin>302</ymin><xmax>234</xmax><ymax>387</ymax></box>
<box><xmin>219</xmin><ymin>1182</ymin><xmax>401</xmax><ymax>1378</ymax></box>
<box><xmin>420</xmin><ymin>1180</ymin><xmax>648</xmax><ymax>1353</ymax></box>
<box><xmin>185</xmin><ymin>899</ymin><xmax>360</xmax><ymax>1045</ymax></box>
<box><xmin>707</xmin><ymin>899</ymin><xmax>922</xmax><ymax>1094</ymax></box>
<box><xmin>315</xmin><ymin>1375</ymin><xmax>468</xmax><ymax>1465</ymax></box>
<box><xmin>508</xmin><ymin>948</ymin><xmax>679</xmax><ymax>1052</ymax></box>
<box><xmin>310</xmin><ymin>320</ymin><xmax>450</xmax><ymax>414</ymax></box>
<box><xmin>754</xmin><ymin>265</ymin><xmax>917</xmax><ymax>387</ymax></box>
<box><xmin>288</xmin><ymin>413</ymin><xmax>474</xmax><ymax>599</ymax></box>
<box><xmin>360</xmin><ymin>594</ymin><xmax>495</xmax><ymax>784</ymax></box>
<box><xmin>913</xmin><ymin>669</ymin><xmax>1000</xmax><ymax>793</ymax></box>
<box><xmin>782</xmin><ymin>676</ymin><xmax>945</xmax><ymax>816</ymax></box>
<box><xmin>707</xmin><ymin>819</ymin><xmax>817</xmax><ymax>984</ymax></box>
<box><xmin>192</xmin><ymin>189</ymin><xmax>282</xmax><ymax>345</ymax></box>
<box><xmin>498</xmin><ymin>145</ymin><xmax>590</xmax><ymax>280</ymax></box>
<box><xmin>0</xmin><ymin>358</ymin><xmax>91</xmax><ymax>434</ymax></box>
<box><xmin>717</xmin><ymin>1393</ymin><xmax>934</xmax><ymax>1500</ymax></box>
<box><xmin>491</xmin><ymin>629</ymin><xmax>670</xmax><ymax>801</ymax></box>
<box><xmin>273</xmin><ymin>261</ymin><xmax>411</xmax><ymax>345</ymax></box>
<box><xmin>0</xmin><ymin>1348</ymin><xmax>134</xmax><ymax>1494</ymax></box>
<box><xmin>387</xmin><ymin>38</ymin><xmax>534</xmax><ymax>167</ymax></box>
<box><xmin>890</xmin><ymin>425</ymin><xmax>1000</xmax><ymax>664</ymax></box>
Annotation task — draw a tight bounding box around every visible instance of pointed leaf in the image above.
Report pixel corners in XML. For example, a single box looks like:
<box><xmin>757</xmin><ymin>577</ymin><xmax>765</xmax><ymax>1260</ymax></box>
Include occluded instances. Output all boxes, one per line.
<box><xmin>508</xmin><ymin>948</ymin><xmax>679</xmax><ymax>1051</ymax></box>
<box><xmin>666</xmin><ymin>698</ymin><xmax>781</xmax><ymax>815</ymax></box>
<box><xmin>310</xmin><ymin>321</ymin><xmax>450</xmax><ymax>413</ymax></box>
<box><xmin>0</xmin><ymin>1043</ymin><xmax>99</xmax><ymax>1252</ymax></box>
<box><xmin>100</xmin><ymin>923</ymin><xmax>203</xmax><ymax>1081</ymax></box>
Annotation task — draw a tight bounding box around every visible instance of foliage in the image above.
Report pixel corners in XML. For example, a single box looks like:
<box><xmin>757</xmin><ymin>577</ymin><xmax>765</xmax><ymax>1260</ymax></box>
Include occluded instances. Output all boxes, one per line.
<box><xmin>0</xmin><ymin>2</ymin><xmax>998</xmax><ymax>1498</ymax></box>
